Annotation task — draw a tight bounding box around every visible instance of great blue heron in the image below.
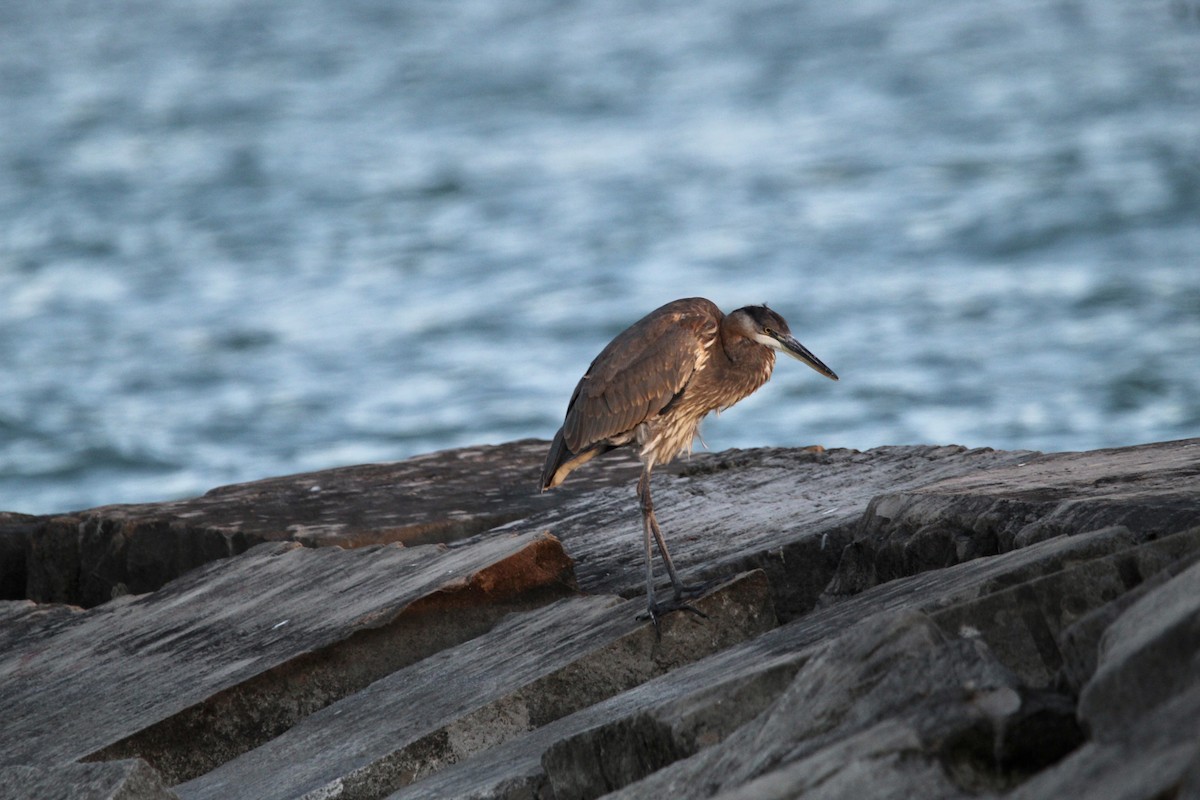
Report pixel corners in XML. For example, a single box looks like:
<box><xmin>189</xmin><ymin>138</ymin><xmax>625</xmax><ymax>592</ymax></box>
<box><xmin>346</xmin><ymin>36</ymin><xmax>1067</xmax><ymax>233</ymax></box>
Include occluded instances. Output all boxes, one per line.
<box><xmin>541</xmin><ymin>297</ymin><xmax>838</xmax><ymax>625</ymax></box>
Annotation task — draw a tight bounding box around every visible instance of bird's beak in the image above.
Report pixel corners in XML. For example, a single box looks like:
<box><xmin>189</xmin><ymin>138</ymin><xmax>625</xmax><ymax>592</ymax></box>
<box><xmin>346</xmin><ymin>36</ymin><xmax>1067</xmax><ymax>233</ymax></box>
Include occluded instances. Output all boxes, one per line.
<box><xmin>774</xmin><ymin>333</ymin><xmax>839</xmax><ymax>381</ymax></box>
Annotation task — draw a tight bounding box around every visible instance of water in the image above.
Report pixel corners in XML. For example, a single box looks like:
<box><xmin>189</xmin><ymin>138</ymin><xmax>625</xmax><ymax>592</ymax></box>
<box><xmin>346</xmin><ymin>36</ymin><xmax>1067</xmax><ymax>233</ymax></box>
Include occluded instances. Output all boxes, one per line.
<box><xmin>1</xmin><ymin>0</ymin><xmax>1197</xmax><ymax>515</ymax></box>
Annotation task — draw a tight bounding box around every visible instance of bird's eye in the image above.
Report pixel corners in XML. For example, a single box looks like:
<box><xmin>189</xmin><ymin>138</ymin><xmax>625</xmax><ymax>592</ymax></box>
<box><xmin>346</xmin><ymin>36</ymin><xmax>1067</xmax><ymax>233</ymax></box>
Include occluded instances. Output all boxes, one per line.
<box><xmin>764</xmin><ymin>327</ymin><xmax>775</xmax><ymax>336</ymax></box>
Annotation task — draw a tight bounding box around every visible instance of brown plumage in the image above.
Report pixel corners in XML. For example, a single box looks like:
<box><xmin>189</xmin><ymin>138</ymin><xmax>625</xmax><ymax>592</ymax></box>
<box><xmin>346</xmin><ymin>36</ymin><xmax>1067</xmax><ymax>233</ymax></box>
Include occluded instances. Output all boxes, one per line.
<box><xmin>541</xmin><ymin>297</ymin><xmax>838</xmax><ymax>625</ymax></box>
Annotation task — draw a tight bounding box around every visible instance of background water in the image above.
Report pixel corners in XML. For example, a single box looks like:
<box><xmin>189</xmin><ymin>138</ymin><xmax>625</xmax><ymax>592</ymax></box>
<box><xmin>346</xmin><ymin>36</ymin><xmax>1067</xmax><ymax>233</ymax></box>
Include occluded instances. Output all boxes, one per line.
<box><xmin>1</xmin><ymin>0</ymin><xmax>1198</xmax><ymax>515</ymax></box>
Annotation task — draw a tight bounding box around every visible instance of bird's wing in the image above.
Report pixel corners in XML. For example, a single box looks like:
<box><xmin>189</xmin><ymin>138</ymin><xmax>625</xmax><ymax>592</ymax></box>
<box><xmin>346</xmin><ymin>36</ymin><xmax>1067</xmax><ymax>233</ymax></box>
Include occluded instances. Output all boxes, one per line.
<box><xmin>562</xmin><ymin>299</ymin><xmax>721</xmax><ymax>453</ymax></box>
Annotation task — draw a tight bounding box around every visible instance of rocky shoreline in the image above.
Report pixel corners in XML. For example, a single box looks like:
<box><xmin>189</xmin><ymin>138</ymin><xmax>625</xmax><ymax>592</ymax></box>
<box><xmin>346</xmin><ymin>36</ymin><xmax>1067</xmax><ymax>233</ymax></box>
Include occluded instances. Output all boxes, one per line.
<box><xmin>2</xmin><ymin>437</ymin><xmax>1198</xmax><ymax>799</ymax></box>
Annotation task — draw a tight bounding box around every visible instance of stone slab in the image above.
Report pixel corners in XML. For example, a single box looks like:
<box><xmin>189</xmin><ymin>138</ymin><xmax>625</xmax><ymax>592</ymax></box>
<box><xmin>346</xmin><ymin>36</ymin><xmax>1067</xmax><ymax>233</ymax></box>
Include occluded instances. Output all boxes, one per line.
<box><xmin>828</xmin><ymin>437</ymin><xmax>1200</xmax><ymax>594</ymax></box>
<box><xmin>1079</xmin><ymin>556</ymin><xmax>1200</xmax><ymax>740</ymax></box>
<box><xmin>385</xmin><ymin>524</ymin><xmax>1148</xmax><ymax>800</ymax></box>
<box><xmin>931</xmin><ymin>526</ymin><xmax>1200</xmax><ymax>686</ymax></box>
<box><xmin>602</xmin><ymin>610</ymin><xmax>1021</xmax><ymax>800</ymax></box>
<box><xmin>4</xmin><ymin>438</ymin><xmax>1199</xmax><ymax>800</ymax></box>
<box><xmin>1058</xmin><ymin>539</ymin><xmax>1200</xmax><ymax>695</ymax></box>
<box><xmin>0</xmin><ymin>759</ymin><xmax>178</xmax><ymax>800</ymax></box>
<box><xmin>0</xmin><ymin>532</ymin><xmax>574</xmax><ymax>783</ymax></box>
<box><xmin>175</xmin><ymin>571</ymin><xmax>776</xmax><ymax>800</ymax></box>
<box><xmin>18</xmin><ymin>440</ymin><xmax>638</xmax><ymax>607</ymax></box>
<box><xmin>493</xmin><ymin>444</ymin><xmax>1035</xmax><ymax>619</ymax></box>
<box><xmin>708</xmin><ymin>718</ymin><xmax>961</xmax><ymax>800</ymax></box>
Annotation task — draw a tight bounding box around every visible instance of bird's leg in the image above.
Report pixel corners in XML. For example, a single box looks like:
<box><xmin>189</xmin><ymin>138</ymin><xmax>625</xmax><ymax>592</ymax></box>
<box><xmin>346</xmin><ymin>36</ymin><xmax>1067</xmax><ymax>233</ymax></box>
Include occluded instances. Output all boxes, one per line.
<box><xmin>636</xmin><ymin>468</ymin><xmax>709</xmax><ymax>631</ymax></box>
<box><xmin>646</xmin><ymin>508</ymin><xmax>712</xmax><ymax>601</ymax></box>
<box><xmin>641</xmin><ymin>490</ymin><xmax>657</xmax><ymax>615</ymax></box>
<box><xmin>646</xmin><ymin>502</ymin><xmax>684</xmax><ymax>596</ymax></box>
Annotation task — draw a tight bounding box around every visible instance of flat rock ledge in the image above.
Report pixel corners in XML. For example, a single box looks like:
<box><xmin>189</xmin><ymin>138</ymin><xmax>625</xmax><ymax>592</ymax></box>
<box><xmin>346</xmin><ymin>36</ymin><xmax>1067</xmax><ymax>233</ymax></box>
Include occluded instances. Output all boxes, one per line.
<box><xmin>1</xmin><ymin>437</ymin><xmax>1198</xmax><ymax>800</ymax></box>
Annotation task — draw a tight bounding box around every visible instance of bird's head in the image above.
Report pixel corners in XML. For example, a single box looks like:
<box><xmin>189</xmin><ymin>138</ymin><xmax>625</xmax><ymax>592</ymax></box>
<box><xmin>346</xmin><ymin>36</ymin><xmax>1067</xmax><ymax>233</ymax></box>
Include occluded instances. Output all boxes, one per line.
<box><xmin>729</xmin><ymin>305</ymin><xmax>839</xmax><ymax>381</ymax></box>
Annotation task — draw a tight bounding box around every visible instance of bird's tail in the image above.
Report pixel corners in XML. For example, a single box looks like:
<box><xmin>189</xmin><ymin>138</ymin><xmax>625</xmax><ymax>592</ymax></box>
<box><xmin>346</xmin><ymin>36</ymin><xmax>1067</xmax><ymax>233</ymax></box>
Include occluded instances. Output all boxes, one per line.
<box><xmin>541</xmin><ymin>428</ymin><xmax>607</xmax><ymax>490</ymax></box>
<box><xmin>540</xmin><ymin>428</ymin><xmax>573</xmax><ymax>490</ymax></box>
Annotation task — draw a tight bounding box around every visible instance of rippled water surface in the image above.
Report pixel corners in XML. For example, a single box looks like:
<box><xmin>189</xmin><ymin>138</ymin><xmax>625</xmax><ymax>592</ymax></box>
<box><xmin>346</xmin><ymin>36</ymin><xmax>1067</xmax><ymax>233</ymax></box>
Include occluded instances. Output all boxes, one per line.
<box><xmin>2</xmin><ymin>0</ymin><xmax>1198</xmax><ymax>514</ymax></box>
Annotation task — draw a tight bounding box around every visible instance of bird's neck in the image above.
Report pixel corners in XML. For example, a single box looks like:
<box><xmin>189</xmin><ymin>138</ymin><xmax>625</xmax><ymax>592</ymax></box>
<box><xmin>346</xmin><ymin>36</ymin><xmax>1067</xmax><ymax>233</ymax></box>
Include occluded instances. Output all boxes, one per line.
<box><xmin>718</xmin><ymin>323</ymin><xmax>773</xmax><ymax>367</ymax></box>
<box><xmin>716</xmin><ymin>325</ymin><xmax>776</xmax><ymax>392</ymax></box>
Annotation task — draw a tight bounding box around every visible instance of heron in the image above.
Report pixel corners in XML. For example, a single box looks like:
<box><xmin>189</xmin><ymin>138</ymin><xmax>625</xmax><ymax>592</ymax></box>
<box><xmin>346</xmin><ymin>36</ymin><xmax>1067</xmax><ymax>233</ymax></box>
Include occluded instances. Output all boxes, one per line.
<box><xmin>541</xmin><ymin>297</ymin><xmax>838</xmax><ymax>626</ymax></box>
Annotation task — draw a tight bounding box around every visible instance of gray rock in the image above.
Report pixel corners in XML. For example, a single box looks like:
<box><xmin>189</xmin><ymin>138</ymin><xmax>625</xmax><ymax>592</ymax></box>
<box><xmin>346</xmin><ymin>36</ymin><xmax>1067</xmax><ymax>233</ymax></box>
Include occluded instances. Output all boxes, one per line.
<box><xmin>707</xmin><ymin>719</ymin><xmax>963</xmax><ymax>800</ymax></box>
<box><xmin>599</xmin><ymin>610</ymin><xmax>1074</xmax><ymax>800</ymax></box>
<box><xmin>3</xmin><ymin>437</ymin><xmax>1199</xmax><ymax>800</ymax></box>
<box><xmin>19</xmin><ymin>440</ymin><xmax>636</xmax><ymax>607</ymax></box>
<box><xmin>176</xmin><ymin>571</ymin><xmax>774</xmax><ymax>800</ymax></box>
<box><xmin>0</xmin><ymin>759</ymin><xmax>177</xmax><ymax>800</ymax></box>
<box><xmin>386</xmin><ymin>523</ymin><xmax>1151</xmax><ymax>800</ymax></box>
<box><xmin>0</xmin><ymin>597</ymin><xmax>84</xmax><ymax>652</ymax></box>
<box><xmin>539</xmin><ymin>658</ymin><xmax>802</xmax><ymax>800</ymax></box>
<box><xmin>831</xmin><ymin>439</ymin><xmax>1200</xmax><ymax>595</ymax></box>
<box><xmin>499</xmin><ymin>444</ymin><xmax>1034</xmax><ymax>618</ymax></box>
<box><xmin>0</xmin><ymin>532</ymin><xmax>575</xmax><ymax>783</ymax></box>
<box><xmin>1079</xmin><ymin>556</ymin><xmax>1200</xmax><ymax>740</ymax></box>
<box><xmin>8</xmin><ymin>442</ymin><xmax>1054</xmax><ymax>613</ymax></box>
<box><xmin>950</xmin><ymin>525</ymin><xmax>1200</xmax><ymax>800</ymax></box>
<box><xmin>931</xmin><ymin>527</ymin><xmax>1200</xmax><ymax>687</ymax></box>
<box><xmin>1057</xmin><ymin>529</ymin><xmax>1200</xmax><ymax>695</ymax></box>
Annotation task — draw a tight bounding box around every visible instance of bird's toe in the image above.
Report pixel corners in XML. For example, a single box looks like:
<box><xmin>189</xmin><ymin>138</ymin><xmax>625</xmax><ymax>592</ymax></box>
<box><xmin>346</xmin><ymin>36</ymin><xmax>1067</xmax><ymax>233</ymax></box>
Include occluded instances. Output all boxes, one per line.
<box><xmin>637</xmin><ymin>595</ymin><xmax>710</xmax><ymax>631</ymax></box>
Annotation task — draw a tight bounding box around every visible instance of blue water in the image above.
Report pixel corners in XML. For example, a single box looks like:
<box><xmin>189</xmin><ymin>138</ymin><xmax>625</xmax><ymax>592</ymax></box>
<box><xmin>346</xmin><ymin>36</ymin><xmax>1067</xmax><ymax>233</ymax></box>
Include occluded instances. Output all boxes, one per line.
<box><xmin>1</xmin><ymin>0</ymin><xmax>1198</xmax><ymax>515</ymax></box>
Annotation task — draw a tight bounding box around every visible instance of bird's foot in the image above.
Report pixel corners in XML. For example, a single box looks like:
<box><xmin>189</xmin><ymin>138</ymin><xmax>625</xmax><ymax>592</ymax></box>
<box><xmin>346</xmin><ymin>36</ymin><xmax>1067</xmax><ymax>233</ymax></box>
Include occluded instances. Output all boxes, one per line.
<box><xmin>638</xmin><ymin>595</ymin><xmax>710</xmax><ymax>621</ymax></box>
<box><xmin>637</xmin><ymin>593</ymin><xmax>710</xmax><ymax>638</ymax></box>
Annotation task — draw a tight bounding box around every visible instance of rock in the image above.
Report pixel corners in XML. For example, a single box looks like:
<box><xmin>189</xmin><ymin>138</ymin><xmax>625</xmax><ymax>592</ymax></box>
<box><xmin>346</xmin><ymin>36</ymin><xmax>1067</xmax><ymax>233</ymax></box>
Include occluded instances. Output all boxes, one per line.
<box><xmin>596</xmin><ymin>610</ymin><xmax>1007</xmax><ymax>799</ymax></box>
<box><xmin>12</xmin><ymin>441</ymin><xmax>1036</xmax><ymax>612</ymax></box>
<box><xmin>494</xmin><ymin>444</ymin><xmax>1034</xmax><ymax>619</ymax></box>
<box><xmin>2</xmin><ymin>437</ymin><xmax>1199</xmax><ymax>800</ymax></box>
<box><xmin>1058</xmin><ymin>538</ymin><xmax>1200</xmax><ymax>695</ymax></box>
<box><xmin>547</xmin><ymin>610</ymin><xmax>1038</xmax><ymax>800</ymax></box>
<box><xmin>0</xmin><ymin>759</ymin><xmax>178</xmax><ymax>800</ymax></box>
<box><xmin>0</xmin><ymin>599</ymin><xmax>83</xmax><ymax>653</ymax></box>
<box><xmin>830</xmin><ymin>438</ymin><xmax>1200</xmax><ymax>595</ymax></box>
<box><xmin>538</xmin><ymin>654</ymin><xmax>800</xmax><ymax>800</ymax></box>
<box><xmin>20</xmin><ymin>440</ymin><xmax>638</xmax><ymax>607</ymax></box>
<box><xmin>930</xmin><ymin>526</ymin><xmax>1200</xmax><ymax>687</ymax></box>
<box><xmin>706</xmin><ymin>719</ymin><xmax>959</xmax><ymax>800</ymax></box>
<box><xmin>175</xmin><ymin>571</ymin><xmax>775</xmax><ymax>800</ymax></box>
<box><xmin>0</xmin><ymin>532</ymin><xmax>575</xmax><ymax>783</ymax></box>
<box><xmin>386</xmin><ymin>522</ymin><xmax>1171</xmax><ymax>800</ymax></box>
<box><xmin>1078</xmin><ymin>557</ymin><xmax>1200</xmax><ymax>740</ymax></box>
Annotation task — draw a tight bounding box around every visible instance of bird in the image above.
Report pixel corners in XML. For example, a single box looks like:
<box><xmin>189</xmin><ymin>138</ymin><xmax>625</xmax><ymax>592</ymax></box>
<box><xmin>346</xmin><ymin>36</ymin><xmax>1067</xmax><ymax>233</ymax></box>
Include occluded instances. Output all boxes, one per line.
<box><xmin>541</xmin><ymin>297</ymin><xmax>838</xmax><ymax>627</ymax></box>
